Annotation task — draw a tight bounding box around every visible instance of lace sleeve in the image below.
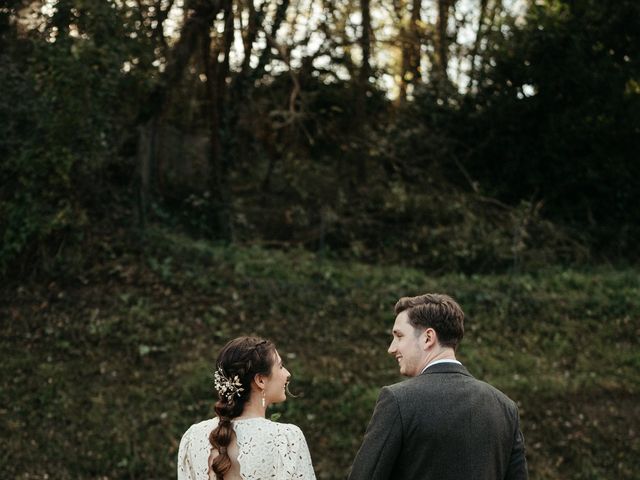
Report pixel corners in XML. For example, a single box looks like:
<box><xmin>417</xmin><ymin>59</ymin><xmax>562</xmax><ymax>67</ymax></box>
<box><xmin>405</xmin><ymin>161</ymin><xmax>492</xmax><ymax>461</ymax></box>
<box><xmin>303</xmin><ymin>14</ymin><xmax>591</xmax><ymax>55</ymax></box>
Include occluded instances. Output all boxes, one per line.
<box><xmin>281</xmin><ymin>424</ymin><xmax>316</xmax><ymax>480</ymax></box>
<box><xmin>177</xmin><ymin>420</ymin><xmax>215</xmax><ymax>480</ymax></box>
<box><xmin>177</xmin><ymin>425</ymin><xmax>197</xmax><ymax>480</ymax></box>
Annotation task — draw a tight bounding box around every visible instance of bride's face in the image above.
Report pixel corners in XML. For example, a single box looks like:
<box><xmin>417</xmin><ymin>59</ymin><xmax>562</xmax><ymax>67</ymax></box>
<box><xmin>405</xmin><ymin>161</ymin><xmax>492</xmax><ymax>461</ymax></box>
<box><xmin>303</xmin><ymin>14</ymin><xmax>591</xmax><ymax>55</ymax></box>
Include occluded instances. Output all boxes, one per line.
<box><xmin>264</xmin><ymin>350</ymin><xmax>291</xmax><ymax>406</ymax></box>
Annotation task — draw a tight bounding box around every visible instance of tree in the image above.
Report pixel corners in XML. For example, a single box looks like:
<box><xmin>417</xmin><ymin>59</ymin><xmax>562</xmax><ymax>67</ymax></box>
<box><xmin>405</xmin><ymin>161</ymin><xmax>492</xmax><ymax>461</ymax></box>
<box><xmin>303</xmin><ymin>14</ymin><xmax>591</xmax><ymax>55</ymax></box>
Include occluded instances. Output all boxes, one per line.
<box><xmin>1</xmin><ymin>0</ymin><xmax>153</xmax><ymax>274</ymax></box>
<box><xmin>462</xmin><ymin>0</ymin><xmax>640</xmax><ymax>255</ymax></box>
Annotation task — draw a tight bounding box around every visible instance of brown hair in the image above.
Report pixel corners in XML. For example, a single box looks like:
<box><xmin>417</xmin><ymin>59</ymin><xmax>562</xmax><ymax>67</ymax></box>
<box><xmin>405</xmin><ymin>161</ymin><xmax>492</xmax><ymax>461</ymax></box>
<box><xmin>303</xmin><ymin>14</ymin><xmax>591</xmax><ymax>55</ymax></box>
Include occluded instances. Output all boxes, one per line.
<box><xmin>209</xmin><ymin>337</ymin><xmax>276</xmax><ymax>479</ymax></box>
<box><xmin>394</xmin><ymin>293</ymin><xmax>464</xmax><ymax>350</ymax></box>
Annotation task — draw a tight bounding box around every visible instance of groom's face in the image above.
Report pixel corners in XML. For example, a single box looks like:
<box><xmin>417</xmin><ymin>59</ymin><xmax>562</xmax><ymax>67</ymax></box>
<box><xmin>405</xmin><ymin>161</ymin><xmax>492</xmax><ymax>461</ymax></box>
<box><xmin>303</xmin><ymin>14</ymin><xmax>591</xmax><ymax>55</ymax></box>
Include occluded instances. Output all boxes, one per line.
<box><xmin>388</xmin><ymin>311</ymin><xmax>427</xmax><ymax>377</ymax></box>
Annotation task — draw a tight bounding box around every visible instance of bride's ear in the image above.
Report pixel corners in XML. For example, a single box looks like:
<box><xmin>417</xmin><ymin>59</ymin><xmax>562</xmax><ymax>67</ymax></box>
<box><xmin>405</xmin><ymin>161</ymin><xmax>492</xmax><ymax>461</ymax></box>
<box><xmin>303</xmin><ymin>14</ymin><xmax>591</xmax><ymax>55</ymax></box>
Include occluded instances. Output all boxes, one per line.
<box><xmin>253</xmin><ymin>373</ymin><xmax>267</xmax><ymax>390</ymax></box>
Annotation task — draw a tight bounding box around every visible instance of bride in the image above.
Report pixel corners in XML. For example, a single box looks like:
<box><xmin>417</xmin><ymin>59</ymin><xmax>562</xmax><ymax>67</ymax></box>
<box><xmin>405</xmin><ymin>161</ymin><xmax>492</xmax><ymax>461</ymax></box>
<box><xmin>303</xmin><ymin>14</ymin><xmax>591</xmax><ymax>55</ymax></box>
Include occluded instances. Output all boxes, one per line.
<box><xmin>177</xmin><ymin>336</ymin><xmax>316</xmax><ymax>479</ymax></box>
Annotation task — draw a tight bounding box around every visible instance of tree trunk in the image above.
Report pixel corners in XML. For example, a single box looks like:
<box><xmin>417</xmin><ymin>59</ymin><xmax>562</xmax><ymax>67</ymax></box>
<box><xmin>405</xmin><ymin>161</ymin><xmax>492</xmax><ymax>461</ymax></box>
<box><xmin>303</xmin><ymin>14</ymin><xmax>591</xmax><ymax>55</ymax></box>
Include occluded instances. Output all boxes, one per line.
<box><xmin>254</xmin><ymin>0</ymin><xmax>290</xmax><ymax>78</ymax></box>
<box><xmin>435</xmin><ymin>0</ymin><xmax>452</xmax><ymax>84</ymax></box>
<box><xmin>396</xmin><ymin>0</ymin><xmax>422</xmax><ymax>101</ymax></box>
<box><xmin>202</xmin><ymin>1</ymin><xmax>233</xmax><ymax>242</ymax></box>
<box><xmin>358</xmin><ymin>0</ymin><xmax>371</xmax><ymax>103</ymax></box>
<box><xmin>409</xmin><ymin>0</ymin><xmax>422</xmax><ymax>85</ymax></box>
<box><xmin>137</xmin><ymin>1</ymin><xmax>223</xmax><ymax>226</ymax></box>
<box><xmin>355</xmin><ymin>0</ymin><xmax>371</xmax><ymax>182</ymax></box>
<box><xmin>232</xmin><ymin>0</ymin><xmax>266</xmax><ymax>178</ymax></box>
<box><xmin>474</xmin><ymin>0</ymin><xmax>502</xmax><ymax>90</ymax></box>
<box><xmin>467</xmin><ymin>0</ymin><xmax>489</xmax><ymax>91</ymax></box>
<box><xmin>394</xmin><ymin>0</ymin><xmax>409</xmax><ymax>103</ymax></box>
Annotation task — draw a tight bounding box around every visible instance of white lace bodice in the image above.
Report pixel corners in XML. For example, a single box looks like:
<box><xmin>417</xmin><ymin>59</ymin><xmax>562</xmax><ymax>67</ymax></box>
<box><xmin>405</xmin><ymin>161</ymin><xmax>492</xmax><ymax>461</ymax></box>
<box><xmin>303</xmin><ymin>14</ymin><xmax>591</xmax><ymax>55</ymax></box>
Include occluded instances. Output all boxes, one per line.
<box><xmin>177</xmin><ymin>417</ymin><xmax>316</xmax><ymax>480</ymax></box>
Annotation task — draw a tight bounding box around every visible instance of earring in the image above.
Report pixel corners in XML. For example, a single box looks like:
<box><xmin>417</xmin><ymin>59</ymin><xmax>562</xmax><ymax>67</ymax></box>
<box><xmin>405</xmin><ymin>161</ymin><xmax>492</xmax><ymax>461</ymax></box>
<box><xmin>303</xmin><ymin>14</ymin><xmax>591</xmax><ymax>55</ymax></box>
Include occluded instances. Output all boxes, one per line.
<box><xmin>261</xmin><ymin>389</ymin><xmax>266</xmax><ymax>408</ymax></box>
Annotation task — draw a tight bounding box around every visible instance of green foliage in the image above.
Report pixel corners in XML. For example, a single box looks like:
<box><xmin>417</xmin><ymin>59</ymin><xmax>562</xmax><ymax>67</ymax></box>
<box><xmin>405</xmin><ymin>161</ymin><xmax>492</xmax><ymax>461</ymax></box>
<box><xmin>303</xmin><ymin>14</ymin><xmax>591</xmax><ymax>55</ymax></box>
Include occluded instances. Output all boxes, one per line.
<box><xmin>0</xmin><ymin>1</ymin><xmax>156</xmax><ymax>275</ymax></box>
<box><xmin>0</xmin><ymin>44</ymin><xmax>88</xmax><ymax>273</ymax></box>
<box><xmin>357</xmin><ymin>89</ymin><xmax>589</xmax><ymax>272</ymax></box>
<box><xmin>1</xmin><ymin>231</ymin><xmax>638</xmax><ymax>479</ymax></box>
<box><xmin>461</xmin><ymin>0</ymin><xmax>640</xmax><ymax>257</ymax></box>
<box><xmin>1</xmin><ymin>1</ymin><xmax>638</xmax><ymax>477</ymax></box>
<box><xmin>3</xmin><ymin>0</ymin><xmax>638</xmax><ymax>275</ymax></box>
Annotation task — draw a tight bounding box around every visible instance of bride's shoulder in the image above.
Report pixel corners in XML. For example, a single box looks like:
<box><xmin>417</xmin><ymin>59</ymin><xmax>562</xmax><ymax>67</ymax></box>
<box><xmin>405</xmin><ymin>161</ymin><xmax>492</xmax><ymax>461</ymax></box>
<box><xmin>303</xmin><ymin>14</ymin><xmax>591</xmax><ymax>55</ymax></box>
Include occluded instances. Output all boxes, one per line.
<box><xmin>182</xmin><ymin>418</ymin><xmax>218</xmax><ymax>439</ymax></box>
<box><xmin>233</xmin><ymin>418</ymin><xmax>306</xmax><ymax>442</ymax></box>
<box><xmin>270</xmin><ymin>420</ymin><xmax>307</xmax><ymax>442</ymax></box>
<box><xmin>275</xmin><ymin>421</ymin><xmax>304</xmax><ymax>434</ymax></box>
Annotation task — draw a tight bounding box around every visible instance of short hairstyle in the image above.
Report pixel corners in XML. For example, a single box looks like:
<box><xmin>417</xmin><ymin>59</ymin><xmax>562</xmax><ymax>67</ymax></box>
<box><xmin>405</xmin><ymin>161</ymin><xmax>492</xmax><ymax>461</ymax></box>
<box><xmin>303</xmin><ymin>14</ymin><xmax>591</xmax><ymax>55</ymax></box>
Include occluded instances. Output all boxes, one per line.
<box><xmin>395</xmin><ymin>293</ymin><xmax>464</xmax><ymax>350</ymax></box>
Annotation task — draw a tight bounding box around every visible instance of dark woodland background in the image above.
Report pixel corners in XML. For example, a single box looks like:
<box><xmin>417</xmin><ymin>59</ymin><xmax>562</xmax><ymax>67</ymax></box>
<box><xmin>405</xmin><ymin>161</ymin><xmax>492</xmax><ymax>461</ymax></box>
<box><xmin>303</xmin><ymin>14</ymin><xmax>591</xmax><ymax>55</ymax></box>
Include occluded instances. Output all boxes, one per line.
<box><xmin>1</xmin><ymin>0</ymin><xmax>639</xmax><ymax>478</ymax></box>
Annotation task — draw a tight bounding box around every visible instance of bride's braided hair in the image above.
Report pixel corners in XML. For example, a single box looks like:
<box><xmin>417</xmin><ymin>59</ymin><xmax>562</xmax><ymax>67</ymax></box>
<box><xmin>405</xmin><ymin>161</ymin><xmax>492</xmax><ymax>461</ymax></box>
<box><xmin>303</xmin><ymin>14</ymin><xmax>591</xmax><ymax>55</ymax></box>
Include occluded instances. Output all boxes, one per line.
<box><xmin>209</xmin><ymin>337</ymin><xmax>276</xmax><ymax>479</ymax></box>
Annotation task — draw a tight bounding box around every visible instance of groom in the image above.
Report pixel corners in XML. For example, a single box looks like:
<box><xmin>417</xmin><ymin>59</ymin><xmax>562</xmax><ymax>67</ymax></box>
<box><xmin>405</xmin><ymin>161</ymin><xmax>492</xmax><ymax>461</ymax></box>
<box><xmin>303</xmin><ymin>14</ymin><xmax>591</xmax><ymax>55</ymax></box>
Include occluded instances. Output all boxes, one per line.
<box><xmin>349</xmin><ymin>293</ymin><xmax>528</xmax><ymax>480</ymax></box>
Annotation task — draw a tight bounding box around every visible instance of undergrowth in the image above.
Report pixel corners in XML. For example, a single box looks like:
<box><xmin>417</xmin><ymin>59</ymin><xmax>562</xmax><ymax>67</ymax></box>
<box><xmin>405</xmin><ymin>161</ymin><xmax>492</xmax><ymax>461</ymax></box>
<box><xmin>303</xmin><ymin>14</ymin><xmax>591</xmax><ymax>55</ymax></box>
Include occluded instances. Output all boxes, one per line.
<box><xmin>1</xmin><ymin>227</ymin><xmax>638</xmax><ymax>479</ymax></box>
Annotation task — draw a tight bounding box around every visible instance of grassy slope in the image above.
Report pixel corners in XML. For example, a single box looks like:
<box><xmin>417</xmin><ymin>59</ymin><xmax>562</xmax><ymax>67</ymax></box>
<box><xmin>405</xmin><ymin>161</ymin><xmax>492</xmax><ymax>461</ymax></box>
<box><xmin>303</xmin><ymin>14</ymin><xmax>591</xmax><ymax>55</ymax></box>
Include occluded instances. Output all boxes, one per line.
<box><xmin>1</xmin><ymin>227</ymin><xmax>638</xmax><ymax>479</ymax></box>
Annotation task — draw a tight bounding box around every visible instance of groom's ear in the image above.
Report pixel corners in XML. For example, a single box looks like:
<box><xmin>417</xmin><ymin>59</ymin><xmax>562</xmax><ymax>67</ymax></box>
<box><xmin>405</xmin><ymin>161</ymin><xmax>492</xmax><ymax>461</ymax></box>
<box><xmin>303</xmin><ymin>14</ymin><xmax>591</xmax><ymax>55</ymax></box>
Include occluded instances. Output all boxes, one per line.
<box><xmin>423</xmin><ymin>328</ymin><xmax>437</xmax><ymax>348</ymax></box>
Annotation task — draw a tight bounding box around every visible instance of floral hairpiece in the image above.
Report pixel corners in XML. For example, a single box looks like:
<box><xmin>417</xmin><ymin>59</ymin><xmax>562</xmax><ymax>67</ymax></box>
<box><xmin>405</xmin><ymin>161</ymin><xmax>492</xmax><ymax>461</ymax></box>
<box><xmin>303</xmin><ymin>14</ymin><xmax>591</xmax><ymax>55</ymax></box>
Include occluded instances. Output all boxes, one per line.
<box><xmin>213</xmin><ymin>366</ymin><xmax>244</xmax><ymax>402</ymax></box>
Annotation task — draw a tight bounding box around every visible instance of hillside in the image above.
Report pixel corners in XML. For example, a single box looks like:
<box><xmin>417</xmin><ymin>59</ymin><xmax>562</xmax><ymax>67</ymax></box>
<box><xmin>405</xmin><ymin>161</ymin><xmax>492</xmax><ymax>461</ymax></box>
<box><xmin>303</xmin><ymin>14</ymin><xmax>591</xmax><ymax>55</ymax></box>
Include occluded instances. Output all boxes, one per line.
<box><xmin>1</xmin><ymin>227</ymin><xmax>638</xmax><ymax>479</ymax></box>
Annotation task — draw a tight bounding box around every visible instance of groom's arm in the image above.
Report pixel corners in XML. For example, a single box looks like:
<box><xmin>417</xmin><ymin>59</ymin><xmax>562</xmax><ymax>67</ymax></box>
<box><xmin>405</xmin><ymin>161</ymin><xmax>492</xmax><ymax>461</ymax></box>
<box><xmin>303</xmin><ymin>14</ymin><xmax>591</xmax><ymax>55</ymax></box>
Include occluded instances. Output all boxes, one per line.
<box><xmin>505</xmin><ymin>408</ymin><xmax>528</xmax><ymax>480</ymax></box>
<box><xmin>348</xmin><ymin>387</ymin><xmax>402</xmax><ymax>480</ymax></box>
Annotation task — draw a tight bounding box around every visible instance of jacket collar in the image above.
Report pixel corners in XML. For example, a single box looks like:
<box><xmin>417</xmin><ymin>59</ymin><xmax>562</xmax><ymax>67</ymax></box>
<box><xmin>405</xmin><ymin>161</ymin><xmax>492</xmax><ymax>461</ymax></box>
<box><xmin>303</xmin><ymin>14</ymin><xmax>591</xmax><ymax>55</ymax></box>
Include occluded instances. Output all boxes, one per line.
<box><xmin>420</xmin><ymin>362</ymin><xmax>473</xmax><ymax>377</ymax></box>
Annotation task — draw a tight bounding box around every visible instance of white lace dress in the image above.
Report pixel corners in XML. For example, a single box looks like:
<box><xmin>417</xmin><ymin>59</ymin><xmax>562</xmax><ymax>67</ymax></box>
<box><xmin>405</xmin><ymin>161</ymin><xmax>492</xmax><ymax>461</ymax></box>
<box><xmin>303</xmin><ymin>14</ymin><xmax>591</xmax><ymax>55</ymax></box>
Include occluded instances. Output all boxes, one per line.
<box><xmin>177</xmin><ymin>417</ymin><xmax>316</xmax><ymax>480</ymax></box>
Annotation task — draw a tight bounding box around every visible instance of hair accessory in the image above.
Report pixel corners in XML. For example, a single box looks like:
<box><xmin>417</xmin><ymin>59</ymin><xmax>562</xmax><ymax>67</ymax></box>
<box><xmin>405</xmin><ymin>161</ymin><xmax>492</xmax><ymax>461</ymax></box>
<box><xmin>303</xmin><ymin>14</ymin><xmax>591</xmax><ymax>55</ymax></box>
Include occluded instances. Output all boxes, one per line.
<box><xmin>213</xmin><ymin>367</ymin><xmax>244</xmax><ymax>402</ymax></box>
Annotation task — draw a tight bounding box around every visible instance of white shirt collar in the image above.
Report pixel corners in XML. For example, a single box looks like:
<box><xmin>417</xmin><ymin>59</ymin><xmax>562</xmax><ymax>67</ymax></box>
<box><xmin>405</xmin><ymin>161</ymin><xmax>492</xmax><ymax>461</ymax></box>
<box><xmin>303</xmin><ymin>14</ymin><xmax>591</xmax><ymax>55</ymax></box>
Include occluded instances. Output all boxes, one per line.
<box><xmin>420</xmin><ymin>358</ymin><xmax>462</xmax><ymax>375</ymax></box>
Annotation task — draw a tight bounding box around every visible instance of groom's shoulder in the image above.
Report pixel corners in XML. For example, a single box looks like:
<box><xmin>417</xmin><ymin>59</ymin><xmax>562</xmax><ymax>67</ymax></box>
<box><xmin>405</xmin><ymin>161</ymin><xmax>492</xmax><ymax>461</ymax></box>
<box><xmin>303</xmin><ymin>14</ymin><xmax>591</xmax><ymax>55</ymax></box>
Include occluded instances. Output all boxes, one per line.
<box><xmin>384</xmin><ymin>375</ymin><xmax>429</xmax><ymax>399</ymax></box>
<box><xmin>384</xmin><ymin>369</ymin><xmax>484</xmax><ymax>398</ymax></box>
<box><xmin>475</xmin><ymin>377</ymin><xmax>519</xmax><ymax>408</ymax></box>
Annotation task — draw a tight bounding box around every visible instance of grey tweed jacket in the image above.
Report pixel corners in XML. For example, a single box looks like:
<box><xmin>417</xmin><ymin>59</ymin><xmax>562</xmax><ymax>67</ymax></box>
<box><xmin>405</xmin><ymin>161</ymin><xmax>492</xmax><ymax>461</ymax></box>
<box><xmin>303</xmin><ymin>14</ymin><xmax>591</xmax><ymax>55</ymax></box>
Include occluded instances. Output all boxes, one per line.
<box><xmin>348</xmin><ymin>363</ymin><xmax>528</xmax><ymax>480</ymax></box>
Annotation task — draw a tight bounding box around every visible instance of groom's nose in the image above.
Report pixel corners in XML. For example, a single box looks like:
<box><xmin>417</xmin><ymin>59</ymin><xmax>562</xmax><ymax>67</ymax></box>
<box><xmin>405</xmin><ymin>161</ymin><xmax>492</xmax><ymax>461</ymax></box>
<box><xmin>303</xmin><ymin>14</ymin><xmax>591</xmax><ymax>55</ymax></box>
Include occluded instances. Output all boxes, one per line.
<box><xmin>387</xmin><ymin>340</ymin><xmax>396</xmax><ymax>355</ymax></box>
